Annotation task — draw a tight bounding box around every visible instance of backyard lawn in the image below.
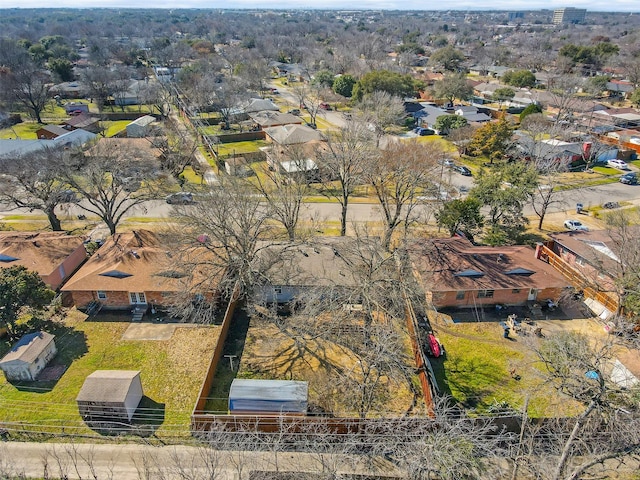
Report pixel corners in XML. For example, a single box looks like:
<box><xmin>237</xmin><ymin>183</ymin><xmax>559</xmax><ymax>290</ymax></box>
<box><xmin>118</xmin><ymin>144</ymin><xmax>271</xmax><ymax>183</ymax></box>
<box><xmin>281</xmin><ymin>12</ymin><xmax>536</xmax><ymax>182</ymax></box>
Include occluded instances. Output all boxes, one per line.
<box><xmin>428</xmin><ymin>315</ymin><xmax>584</xmax><ymax>418</ymax></box>
<box><xmin>0</xmin><ymin>309</ymin><xmax>220</xmax><ymax>440</ymax></box>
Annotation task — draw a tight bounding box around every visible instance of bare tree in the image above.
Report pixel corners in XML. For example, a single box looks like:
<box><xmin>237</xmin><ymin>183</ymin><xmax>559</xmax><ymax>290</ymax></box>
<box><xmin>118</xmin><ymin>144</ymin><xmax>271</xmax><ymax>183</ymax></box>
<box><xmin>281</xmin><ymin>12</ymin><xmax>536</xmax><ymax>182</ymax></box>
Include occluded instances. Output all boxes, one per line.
<box><xmin>82</xmin><ymin>66</ymin><xmax>116</xmax><ymax>114</ymax></box>
<box><xmin>355</xmin><ymin>91</ymin><xmax>405</xmax><ymax>148</ymax></box>
<box><xmin>366</xmin><ymin>139</ymin><xmax>441</xmax><ymax>250</ymax></box>
<box><xmin>0</xmin><ymin>146</ymin><xmax>73</xmax><ymax>231</ymax></box>
<box><xmin>317</xmin><ymin>121</ymin><xmax>374</xmax><ymax>236</ymax></box>
<box><xmin>291</xmin><ymin>82</ymin><xmax>323</xmax><ymax>129</ymax></box>
<box><xmin>149</xmin><ymin>119</ymin><xmax>198</xmax><ymax>180</ymax></box>
<box><xmin>519</xmin><ymin>331</ymin><xmax>640</xmax><ymax>480</ymax></box>
<box><xmin>0</xmin><ymin>51</ymin><xmax>50</xmax><ymax>124</ymax></box>
<box><xmin>167</xmin><ymin>177</ymin><xmax>275</xmax><ymax>321</ymax></box>
<box><xmin>253</xmin><ymin>145</ymin><xmax>314</xmax><ymax>242</ymax></box>
<box><xmin>61</xmin><ymin>139</ymin><xmax>166</xmax><ymax>235</ymax></box>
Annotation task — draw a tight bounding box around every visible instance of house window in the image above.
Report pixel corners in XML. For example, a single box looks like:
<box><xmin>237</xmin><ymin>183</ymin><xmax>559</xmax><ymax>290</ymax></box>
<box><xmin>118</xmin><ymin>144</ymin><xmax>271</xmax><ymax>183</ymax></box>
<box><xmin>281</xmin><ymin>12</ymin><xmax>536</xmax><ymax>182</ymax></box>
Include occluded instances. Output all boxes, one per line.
<box><xmin>97</xmin><ymin>291</ymin><xmax>107</xmax><ymax>300</ymax></box>
<box><xmin>478</xmin><ymin>290</ymin><xmax>494</xmax><ymax>298</ymax></box>
<box><xmin>512</xmin><ymin>289</ymin><xmax>521</xmax><ymax>294</ymax></box>
<box><xmin>456</xmin><ymin>291</ymin><xmax>465</xmax><ymax>300</ymax></box>
<box><xmin>576</xmin><ymin>257</ymin><xmax>585</xmax><ymax>266</ymax></box>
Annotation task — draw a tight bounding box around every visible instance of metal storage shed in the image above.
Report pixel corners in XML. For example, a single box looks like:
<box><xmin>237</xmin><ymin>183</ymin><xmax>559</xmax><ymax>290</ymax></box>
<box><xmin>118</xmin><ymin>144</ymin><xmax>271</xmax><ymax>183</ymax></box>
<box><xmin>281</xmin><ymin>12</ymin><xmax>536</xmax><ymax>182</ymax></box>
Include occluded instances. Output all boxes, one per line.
<box><xmin>126</xmin><ymin>115</ymin><xmax>156</xmax><ymax>138</ymax></box>
<box><xmin>229</xmin><ymin>379</ymin><xmax>308</xmax><ymax>414</ymax></box>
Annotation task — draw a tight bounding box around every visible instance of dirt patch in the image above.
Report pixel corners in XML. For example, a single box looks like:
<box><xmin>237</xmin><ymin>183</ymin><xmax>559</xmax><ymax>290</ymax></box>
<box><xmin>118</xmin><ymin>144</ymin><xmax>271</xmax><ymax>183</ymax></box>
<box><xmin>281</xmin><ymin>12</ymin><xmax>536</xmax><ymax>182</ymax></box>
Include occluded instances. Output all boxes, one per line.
<box><xmin>122</xmin><ymin>323</ymin><xmax>177</xmax><ymax>340</ymax></box>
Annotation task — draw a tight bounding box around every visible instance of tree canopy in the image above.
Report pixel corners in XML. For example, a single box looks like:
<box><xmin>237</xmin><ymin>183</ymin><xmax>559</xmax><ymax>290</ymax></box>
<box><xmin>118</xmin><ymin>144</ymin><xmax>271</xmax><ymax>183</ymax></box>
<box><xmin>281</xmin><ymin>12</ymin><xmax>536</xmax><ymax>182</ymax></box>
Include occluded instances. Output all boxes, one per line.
<box><xmin>428</xmin><ymin>45</ymin><xmax>465</xmax><ymax>72</ymax></box>
<box><xmin>431</xmin><ymin>73</ymin><xmax>473</xmax><ymax>105</ymax></box>
<box><xmin>502</xmin><ymin>69</ymin><xmax>536</xmax><ymax>88</ymax></box>
<box><xmin>434</xmin><ymin>114</ymin><xmax>468</xmax><ymax>134</ymax></box>
<box><xmin>435</xmin><ymin>197</ymin><xmax>484</xmax><ymax>240</ymax></box>
<box><xmin>352</xmin><ymin>70</ymin><xmax>423</xmax><ymax>102</ymax></box>
<box><xmin>0</xmin><ymin>266</ymin><xmax>54</xmax><ymax>339</ymax></box>
<box><xmin>332</xmin><ymin>74</ymin><xmax>356</xmax><ymax>98</ymax></box>
<box><xmin>467</xmin><ymin>117</ymin><xmax>513</xmax><ymax>163</ymax></box>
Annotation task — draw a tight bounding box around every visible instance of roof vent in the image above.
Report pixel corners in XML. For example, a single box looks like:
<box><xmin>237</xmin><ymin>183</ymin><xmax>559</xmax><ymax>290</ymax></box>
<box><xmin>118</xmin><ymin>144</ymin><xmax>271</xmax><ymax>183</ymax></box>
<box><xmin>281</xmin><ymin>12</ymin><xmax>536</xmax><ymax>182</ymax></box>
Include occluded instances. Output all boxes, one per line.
<box><xmin>505</xmin><ymin>268</ymin><xmax>535</xmax><ymax>276</ymax></box>
<box><xmin>100</xmin><ymin>270</ymin><xmax>133</xmax><ymax>279</ymax></box>
<box><xmin>454</xmin><ymin>269</ymin><xmax>484</xmax><ymax>277</ymax></box>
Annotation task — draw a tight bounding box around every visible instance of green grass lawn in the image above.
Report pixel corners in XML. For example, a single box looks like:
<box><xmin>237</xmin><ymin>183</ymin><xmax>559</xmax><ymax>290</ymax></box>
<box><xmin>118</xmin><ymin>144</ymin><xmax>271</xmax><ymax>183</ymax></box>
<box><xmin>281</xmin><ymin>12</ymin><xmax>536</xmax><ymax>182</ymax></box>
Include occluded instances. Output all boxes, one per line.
<box><xmin>0</xmin><ymin>310</ymin><xmax>220</xmax><ymax>440</ymax></box>
<box><xmin>0</xmin><ymin>122</ymin><xmax>42</xmax><ymax>139</ymax></box>
<box><xmin>592</xmin><ymin>165</ymin><xmax>621</xmax><ymax>175</ymax></box>
<box><xmin>102</xmin><ymin>120</ymin><xmax>130</xmax><ymax>137</ymax></box>
<box><xmin>431</xmin><ymin>322</ymin><xmax>581</xmax><ymax>418</ymax></box>
<box><xmin>217</xmin><ymin>140</ymin><xmax>267</xmax><ymax>157</ymax></box>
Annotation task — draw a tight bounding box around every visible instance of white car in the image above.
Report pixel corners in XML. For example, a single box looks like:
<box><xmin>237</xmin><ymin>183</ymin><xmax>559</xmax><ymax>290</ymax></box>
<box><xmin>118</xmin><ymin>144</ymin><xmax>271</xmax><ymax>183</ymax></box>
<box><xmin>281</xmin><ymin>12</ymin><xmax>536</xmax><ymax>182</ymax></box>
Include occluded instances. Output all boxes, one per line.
<box><xmin>607</xmin><ymin>159</ymin><xmax>629</xmax><ymax>170</ymax></box>
<box><xmin>564</xmin><ymin>219</ymin><xmax>589</xmax><ymax>232</ymax></box>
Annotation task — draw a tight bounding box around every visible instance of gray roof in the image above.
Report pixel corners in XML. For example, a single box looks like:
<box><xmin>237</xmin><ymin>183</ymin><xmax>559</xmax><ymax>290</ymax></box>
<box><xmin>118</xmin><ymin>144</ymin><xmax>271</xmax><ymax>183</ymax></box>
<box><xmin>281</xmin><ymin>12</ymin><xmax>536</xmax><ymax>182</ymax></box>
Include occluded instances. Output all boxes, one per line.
<box><xmin>254</xmin><ymin>237</ymin><xmax>387</xmax><ymax>288</ymax></box>
<box><xmin>76</xmin><ymin>370</ymin><xmax>141</xmax><ymax>403</ymax></box>
<box><xmin>0</xmin><ymin>129</ymin><xmax>97</xmax><ymax>158</ymax></box>
<box><xmin>249</xmin><ymin>111</ymin><xmax>303</xmax><ymax>127</ymax></box>
<box><xmin>264</xmin><ymin>124</ymin><xmax>324</xmax><ymax>145</ymax></box>
<box><xmin>242</xmin><ymin>98</ymin><xmax>280</xmax><ymax>114</ymax></box>
<box><xmin>128</xmin><ymin>115</ymin><xmax>155</xmax><ymax>127</ymax></box>
<box><xmin>0</xmin><ymin>331</ymin><xmax>55</xmax><ymax>365</ymax></box>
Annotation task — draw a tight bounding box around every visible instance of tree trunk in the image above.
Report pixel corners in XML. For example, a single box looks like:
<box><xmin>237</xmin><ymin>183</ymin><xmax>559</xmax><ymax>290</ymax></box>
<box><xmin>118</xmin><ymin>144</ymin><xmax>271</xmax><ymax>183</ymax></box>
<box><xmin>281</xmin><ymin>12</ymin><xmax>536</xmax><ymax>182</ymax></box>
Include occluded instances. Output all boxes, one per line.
<box><xmin>553</xmin><ymin>400</ymin><xmax>597</xmax><ymax>480</ymax></box>
<box><xmin>537</xmin><ymin>207</ymin><xmax>546</xmax><ymax>230</ymax></box>
<box><xmin>45</xmin><ymin>206</ymin><xmax>62</xmax><ymax>232</ymax></box>
<box><xmin>106</xmin><ymin>219</ymin><xmax>117</xmax><ymax>235</ymax></box>
<box><xmin>340</xmin><ymin>200</ymin><xmax>348</xmax><ymax>237</ymax></box>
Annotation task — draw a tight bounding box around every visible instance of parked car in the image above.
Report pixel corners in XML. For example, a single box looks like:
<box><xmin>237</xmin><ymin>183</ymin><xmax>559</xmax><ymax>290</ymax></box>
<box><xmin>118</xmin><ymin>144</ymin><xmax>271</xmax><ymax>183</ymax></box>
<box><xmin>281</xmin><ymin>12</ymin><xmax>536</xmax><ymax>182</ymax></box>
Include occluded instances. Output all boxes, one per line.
<box><xmin>319</xmin><ymin>102</ymin><xmax>331</xmax><ymax>110</ymax></box>
<box><xmin>414</xmin><ymin>127</ymin><xmax>435</xmax><ymax>136</ymax></box>
<box><xmin>453</xmin><ymin>165</ymin><xmax>472</xmax><ymax>176</ymax></box>
<box><xmin>165</xmin><ymin>192</ymin><xmax>194</xmax><ymax>205</ymax></box>
<box><xmin>288</xmin><ymin>109</ymin><xmax>301</xmax><ymax>116</ymax></box>
<box><xmin>56</xmin><ymin>189</ymin><xmax>79</xmax><ymax>203</ymax></box>
<box><xmin>564</xmin><ymin>219</ymin><xmax>589</xmax><ymax>232</ymax></box>
<box><xmin>269</xmin><ymin>88</ymin><xmax>279</xmax><ymax>94</ymax></box>
<box><xmin>620</xmin><ymin>173</ymin><xmax>638</xmax><ymax>185</ymax></box>
<box><xmin>607</xmin><ymin>159</ymin><xmax>629</xmax><ymax>170</ymax></box>
<box><xmin>439</xmin><ymin>159</ymin><xmax>455</xmax><ymax>168</ymax></box>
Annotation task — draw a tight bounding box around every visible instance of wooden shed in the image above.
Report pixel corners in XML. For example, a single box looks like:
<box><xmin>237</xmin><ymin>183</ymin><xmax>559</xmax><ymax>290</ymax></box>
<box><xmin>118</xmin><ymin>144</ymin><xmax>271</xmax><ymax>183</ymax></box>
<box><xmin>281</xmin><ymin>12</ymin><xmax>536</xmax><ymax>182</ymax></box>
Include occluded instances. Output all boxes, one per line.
<box><xmin>228</xmin><ymin>379</ymin><xmax>308</xmax><ymax>415</ymax></box>
<box><xmin>0</xmin><ymin>331</ymin><xmax>57</xmax><ymax>381</ymax></box>
<box><xmin>76</xmin><ymin>370</ymin><xmax>143</xmax><ymax>423</ymax></box>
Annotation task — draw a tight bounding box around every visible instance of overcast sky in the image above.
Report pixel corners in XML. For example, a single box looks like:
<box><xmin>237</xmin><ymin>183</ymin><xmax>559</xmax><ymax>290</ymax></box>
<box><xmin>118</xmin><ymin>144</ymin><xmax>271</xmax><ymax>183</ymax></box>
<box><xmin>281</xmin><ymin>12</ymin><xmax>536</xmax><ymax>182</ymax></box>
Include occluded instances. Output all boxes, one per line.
<box><xmin>1</xmin><ymin>0</ymin><xmax>638</xmax><ymax>11</ymax></box>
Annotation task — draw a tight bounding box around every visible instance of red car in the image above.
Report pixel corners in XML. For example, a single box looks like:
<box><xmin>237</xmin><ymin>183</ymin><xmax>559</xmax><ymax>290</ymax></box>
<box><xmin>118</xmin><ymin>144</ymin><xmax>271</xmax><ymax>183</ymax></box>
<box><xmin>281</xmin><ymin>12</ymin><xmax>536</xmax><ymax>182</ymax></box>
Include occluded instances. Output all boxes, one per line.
<box><xmin>319</xmin><ymin>102</ymin><xmax>331</xmax><ymax>110</ymax></box>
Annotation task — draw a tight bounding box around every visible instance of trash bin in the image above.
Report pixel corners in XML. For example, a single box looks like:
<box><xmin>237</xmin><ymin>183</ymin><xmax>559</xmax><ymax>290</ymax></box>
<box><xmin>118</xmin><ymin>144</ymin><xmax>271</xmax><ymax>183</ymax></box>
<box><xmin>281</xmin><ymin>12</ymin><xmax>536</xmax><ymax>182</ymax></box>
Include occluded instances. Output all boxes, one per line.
<box><xmin>576</xmin><ymin>203</ymin><xmax>583</xmax><ymax>214</ymax></box>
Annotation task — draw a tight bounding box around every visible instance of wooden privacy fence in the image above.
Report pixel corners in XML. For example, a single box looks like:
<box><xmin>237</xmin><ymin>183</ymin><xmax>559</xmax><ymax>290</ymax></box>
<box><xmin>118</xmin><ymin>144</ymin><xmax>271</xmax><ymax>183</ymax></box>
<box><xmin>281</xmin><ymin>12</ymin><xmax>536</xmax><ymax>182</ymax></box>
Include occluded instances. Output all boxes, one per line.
<box><xmin>193</xmin><ymin>286</ymin><xmax>241</xmax><ymax>414</ymax></box>
<box><xmin>538</xmin><ymin>245</ymin><xmax>619</xmax><ymax>313</ymax></box>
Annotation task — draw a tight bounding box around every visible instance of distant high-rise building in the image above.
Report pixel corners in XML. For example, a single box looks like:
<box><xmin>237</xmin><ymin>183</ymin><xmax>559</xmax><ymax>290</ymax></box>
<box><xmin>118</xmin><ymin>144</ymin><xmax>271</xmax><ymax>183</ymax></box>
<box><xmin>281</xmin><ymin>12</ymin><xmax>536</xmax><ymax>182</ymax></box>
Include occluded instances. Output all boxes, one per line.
<box><xmin>553</xmin><ymin>7</ymin><xmax>586</xmax><ymax>25</ymax></box>
<box><xmin>508</xmin><ymin>12</ymin><xmax>524</xmax><ymax>22</ymax></box>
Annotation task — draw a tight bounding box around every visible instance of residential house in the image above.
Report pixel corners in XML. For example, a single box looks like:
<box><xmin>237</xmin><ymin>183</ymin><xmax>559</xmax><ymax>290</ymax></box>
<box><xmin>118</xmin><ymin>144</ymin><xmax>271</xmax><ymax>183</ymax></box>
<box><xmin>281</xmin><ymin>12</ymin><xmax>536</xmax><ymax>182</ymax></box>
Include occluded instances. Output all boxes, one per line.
<box><xmin>62</xmin><ymin>113</ymin><xmax>101</xmax><ymax>133</ymax></box>
<box><xmin>61</xmin><ymin>230</ymin><xmax>217</xmax><ymax>313</ymax></box>
<box><xmin>35</xmin><ymin>125</ymin><xmax>68</xmax><ymax>140</ymax></box>
<box><xmin>537</xmin><ymin>229</ymin><xmax>631</xmax><ymax>317</ymax></box>
<box><xmin>126</xmin><ymin>115</ymin><xmax>156</xmax><ymax>138</ymax></box>
<box><xmin>64</xmin><ymin>102</ymin><xmax>90</xmax><ymax>115</ymax></box>
<box><xmin>606</xmin><ymin>80</ymin><xmax>634</xmax><ymax>99</ymax></box>
<box><xmin>263</xmin><ymin>124</ymin><xmax>324</xmax><ymax>146</ymax></box>
<box><xmin>76</xmin><ymin>370</ymin><xmax>143</xmax><ymax>423</ymax></box>
<box><xmin>50</xmin><ymin>82</ymin><xmax>89</xmax><ymax>99</ymax></box>
<box><xmin>113</xmin><ymin>80</ymin><xmax>147</xmax><ymax>107</ymax></box>
<box><xmin>414</xmin><ymin>104</ymin><xmax>448</xmax><ymax>133</ymax></box>
<box><xmin>0</xmin><ymin>129</ymin><xmax>97</xmax><ymax>159</ymax></box>
<box><xmin>0</xmin><ymin>232</ymin><xmax>87</xmax><ymax>290</ymax></box>
<box><xmin>454</xmin><ymin>106</ymin><xmax>491</xmax><ymax>124</ymax></box>
<box><xmin>253</xmin><ymin>237</ymin><xmax>388</xmax><ymax>306</ymax></box>
<box><xmin>593</xmin><ymin>108</ymin><xmax>640</xmax><ymax>129</ymax></box>
<box><xmin>410</xmin><ymin>236</ymin><xmax>568</xmax><ymax>309</ymax></box>
<box><xmin>0</xmin><ymin>331</ymin><xmax>57</xmax><ymax>382</ymax></box>
<box><xmin>242</xmin><ymin>98</ymin><xmax>280</xmax><ymax>114</ymax></box>
<box><xmin>249</xmin><ymin>111</ymin><xmax>303</xmax><ymax>129</ymax></box>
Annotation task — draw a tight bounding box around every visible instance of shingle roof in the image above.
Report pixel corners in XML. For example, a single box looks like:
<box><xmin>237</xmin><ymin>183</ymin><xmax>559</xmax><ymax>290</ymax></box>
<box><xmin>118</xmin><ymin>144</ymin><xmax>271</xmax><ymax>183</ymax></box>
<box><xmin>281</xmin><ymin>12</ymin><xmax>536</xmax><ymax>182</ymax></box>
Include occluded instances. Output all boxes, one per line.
<box><xmin>61</xmin><ymin>230</ymin><xmax>183</xmax><ymax>293</ymax></box>
<box><xmin>249</xmin><ymin>111</ymin><xmax>303</xmax><ymax>127</ymax></box>
<box><xmin>0</xmin><ymin>232</ymin><xmax>86</xmax><ymax>278</ymax></box>
<box><xmin>264</xmin><ymin>124</ymin><xmax>324</xmax><ymax>145</ymax></box>
<box><xmin>76</xmin><ymin>370</ymin><xmax>141</xmax><ymax>403</ymax></box>
<box><xmin>0</xmin><ymin>331</ymin><xmax>55</xmax><ymax>365</ymax></box>
<box><xmin>410</xmin><ymin>236</ymin><xmax>568</xmax><ymax>292</ymax></box>
<box><xmin>37</xmin><ymin>125</ymin><xmax>68</xmax><ymax>137</ymax></box>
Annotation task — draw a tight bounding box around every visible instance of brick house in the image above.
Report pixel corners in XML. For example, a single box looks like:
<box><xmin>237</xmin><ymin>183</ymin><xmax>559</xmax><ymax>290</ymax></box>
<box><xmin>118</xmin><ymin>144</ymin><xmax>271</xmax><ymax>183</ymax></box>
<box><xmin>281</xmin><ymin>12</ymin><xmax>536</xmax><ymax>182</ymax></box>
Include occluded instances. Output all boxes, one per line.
<box><xmin>409</xmin><ymin>236</ymin><xmax>569</xmax><ymax>309</ymax></box>
<box><xmin>0</xmin><ymin>232</ymin><xmax>87</xmax><ymax>290</ymax></box>
<box><xmin>61</xmin><ymin>230</ymin><xmax>216</xmax><ymax>313</ymax></box>
<box><xmin>537</xmin><ymin>229</ymin><xmax>629</xmax><ymax>317</ymax></box>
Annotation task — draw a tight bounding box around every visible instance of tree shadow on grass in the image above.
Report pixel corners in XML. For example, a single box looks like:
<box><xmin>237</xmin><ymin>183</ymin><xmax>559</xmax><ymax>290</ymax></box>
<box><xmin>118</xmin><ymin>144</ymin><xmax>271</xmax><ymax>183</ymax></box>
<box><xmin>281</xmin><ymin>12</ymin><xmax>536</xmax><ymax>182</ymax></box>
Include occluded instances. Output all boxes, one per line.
<box><xmin>3</xmin><ymin>317</ymin><xmax>88</xmax><ymax>393</ymax></box>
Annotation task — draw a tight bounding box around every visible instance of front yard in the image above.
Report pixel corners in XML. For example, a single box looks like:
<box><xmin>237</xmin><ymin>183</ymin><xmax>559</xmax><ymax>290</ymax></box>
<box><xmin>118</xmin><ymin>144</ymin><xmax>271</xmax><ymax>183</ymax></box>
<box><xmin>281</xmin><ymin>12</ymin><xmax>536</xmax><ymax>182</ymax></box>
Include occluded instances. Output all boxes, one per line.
<box><xmin>0</xmin><ymin>309</ymin><xmax>220</xmax><ymax>440</ymax></box>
